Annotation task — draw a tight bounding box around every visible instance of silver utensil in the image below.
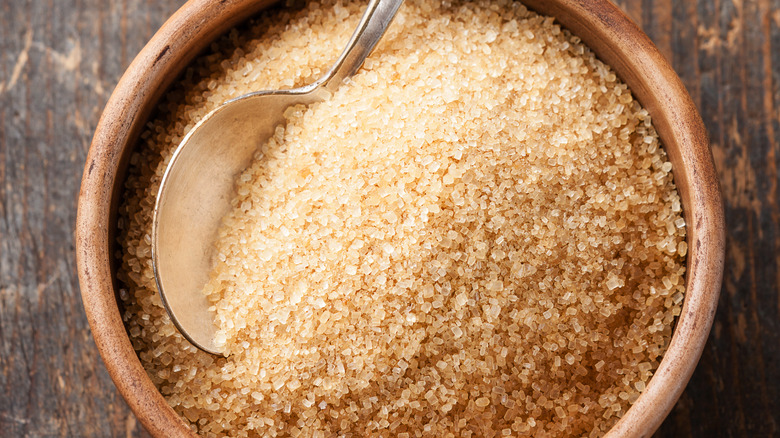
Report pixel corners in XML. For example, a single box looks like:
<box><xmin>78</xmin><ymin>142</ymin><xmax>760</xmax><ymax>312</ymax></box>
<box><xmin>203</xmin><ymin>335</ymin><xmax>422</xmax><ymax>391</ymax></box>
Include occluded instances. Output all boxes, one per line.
<box><xmin>152</xmin><ymin>0</ymin><xmax>404</xmax><ymax>354</ymax></box>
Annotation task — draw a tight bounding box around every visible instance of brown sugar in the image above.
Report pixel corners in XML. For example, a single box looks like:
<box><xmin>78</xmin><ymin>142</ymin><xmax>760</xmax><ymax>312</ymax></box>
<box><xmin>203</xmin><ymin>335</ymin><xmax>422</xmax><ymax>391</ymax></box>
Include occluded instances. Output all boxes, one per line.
<box><xmin>117</xmin><ymin>0</ymin><xmax>687</xmax><ymax>436</ymax></box>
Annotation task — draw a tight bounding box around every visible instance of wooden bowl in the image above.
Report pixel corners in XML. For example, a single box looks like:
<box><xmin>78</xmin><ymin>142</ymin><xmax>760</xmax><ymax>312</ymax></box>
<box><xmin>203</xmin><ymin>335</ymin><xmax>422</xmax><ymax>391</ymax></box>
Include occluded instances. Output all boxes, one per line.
<box><xmin>76</xmin><ymin>0</ymin><xmax>725</xmax><ymax>436</ymax></box>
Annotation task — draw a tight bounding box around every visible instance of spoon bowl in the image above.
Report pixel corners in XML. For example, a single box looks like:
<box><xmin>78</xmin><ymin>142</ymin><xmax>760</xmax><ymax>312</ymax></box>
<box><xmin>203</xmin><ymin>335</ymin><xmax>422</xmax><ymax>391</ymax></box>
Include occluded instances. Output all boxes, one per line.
<box><xmin>152</xmin><ymin>0</ymin><xmax>404</xmax><ymax>354</ymax></box>
<box><xmin>152</xmin><ymin>91</ymin><xmax>321</xmax><ymax>354</ymax></box>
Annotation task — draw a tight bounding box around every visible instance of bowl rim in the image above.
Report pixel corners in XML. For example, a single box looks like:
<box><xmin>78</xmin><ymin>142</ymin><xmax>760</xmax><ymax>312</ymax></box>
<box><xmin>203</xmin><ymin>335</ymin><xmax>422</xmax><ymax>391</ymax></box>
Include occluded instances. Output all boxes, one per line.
<box><xmin>76</xmin><ymin>0</ymin><xmax>725</xmax><ymax>436</ymax></box>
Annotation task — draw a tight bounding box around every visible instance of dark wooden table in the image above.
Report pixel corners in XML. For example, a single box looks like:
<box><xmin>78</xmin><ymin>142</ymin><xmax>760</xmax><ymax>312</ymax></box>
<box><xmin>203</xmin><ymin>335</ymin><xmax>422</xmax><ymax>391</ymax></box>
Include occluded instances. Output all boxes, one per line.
<box><xmin>1</xmin><ymin>0</ymin><xmax>778</xmax><ymax>436</ymax></box>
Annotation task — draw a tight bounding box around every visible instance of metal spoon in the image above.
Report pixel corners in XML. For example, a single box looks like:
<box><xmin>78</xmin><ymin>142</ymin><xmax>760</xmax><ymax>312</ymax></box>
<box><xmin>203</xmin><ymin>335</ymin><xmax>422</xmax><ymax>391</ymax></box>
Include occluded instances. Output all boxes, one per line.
<box><xmin>151</xmin><ymin>0</ymin><xmax>404</xmax><ymax>355</ymax></box>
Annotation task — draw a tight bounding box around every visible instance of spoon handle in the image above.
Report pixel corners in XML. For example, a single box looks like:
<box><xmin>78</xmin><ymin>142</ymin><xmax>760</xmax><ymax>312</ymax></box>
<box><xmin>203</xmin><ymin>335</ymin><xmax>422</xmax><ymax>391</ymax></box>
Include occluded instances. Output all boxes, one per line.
<box><xmin>318</xmin><ymin>0</ymin><xmax>404</xmax><ymax>93</ymax></box>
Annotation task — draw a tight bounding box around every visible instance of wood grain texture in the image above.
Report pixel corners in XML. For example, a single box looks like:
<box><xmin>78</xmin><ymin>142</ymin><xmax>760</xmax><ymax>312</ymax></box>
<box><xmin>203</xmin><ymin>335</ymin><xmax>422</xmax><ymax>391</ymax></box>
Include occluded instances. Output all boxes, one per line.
<box><xmin>0</xmin><ymin>1</ymin><xmax>180</xmax><ymax>437</ymax></box>
<box><xmin>0</xmin><ymin>0</ymin><xmax>776</xmax><ymax>437</ymax></box>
